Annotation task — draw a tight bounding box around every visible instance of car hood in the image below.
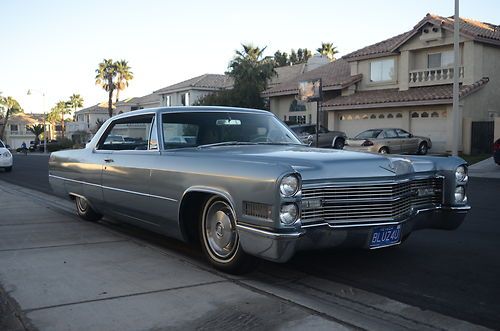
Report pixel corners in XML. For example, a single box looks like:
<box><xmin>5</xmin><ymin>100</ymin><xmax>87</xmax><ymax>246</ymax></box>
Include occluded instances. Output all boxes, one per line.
<box><xmin>0</xmin><ymin>147</ymin><xmax>10</xmax><ymax>154</ymax></box>
<box><xmin>182</xmin><ymin>145</ymin><xmax>436</xmax><ymax>180</ymax></box>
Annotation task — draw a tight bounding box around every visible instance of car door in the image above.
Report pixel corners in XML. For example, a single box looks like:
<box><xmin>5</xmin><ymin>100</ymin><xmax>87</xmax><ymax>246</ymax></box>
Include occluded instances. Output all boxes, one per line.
<box><xmin>383</xmin><ymin>129</ymin><xmax>402</xmax><ymax>153</ymax></box>
<box><xmin>98</xmin><ymin>113</ymin><xmax>160</xmax><ymax>225</ymax></box>
<box><xmin>318</xmin><ymin>126</ymin><xmax>331</xmax><ymax>147</ymax></box>
<box><xmin>396</xmin><ymin>129</ymin><xmax>418</xmax><ymax>153</ymax></box>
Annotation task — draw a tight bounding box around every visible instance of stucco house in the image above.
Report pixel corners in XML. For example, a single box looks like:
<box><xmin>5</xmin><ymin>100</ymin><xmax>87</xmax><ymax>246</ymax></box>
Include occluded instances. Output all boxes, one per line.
<box><xmin>155</xmin><ymin>74</ymin><xmax>234</xmax><ymax>107</ymax></box>
<box><xmin>1</xmin><ymin>113</ymin><xmax>51</xmax><ymax>149</ymax></box>
<box><xmin>263</xmin><ymin>14</ymin><xmax>500</xmax><ymax>154</ymax></box>
<box><xmin>66</xmin><ymin>102</ymin><xmax>110</xmax><ymax>142</ymax></box>
<box><xmin>115</xmin><ymin>92</ymin><xmax>160</xmax><ymax>114</ymax></box>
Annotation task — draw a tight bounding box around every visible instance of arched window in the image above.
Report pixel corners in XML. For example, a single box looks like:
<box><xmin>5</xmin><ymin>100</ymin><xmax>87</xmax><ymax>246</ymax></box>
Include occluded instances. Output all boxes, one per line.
<box><xmin>431</xmin><ymin>112</ymin><xmax>439</xmax><ymax>118</ymax></box>
<box><xmin>387</xmin><ymin>114</ymin><xmax>394</xmax><ymax>118</ymax></box>
<box><xmin>347</xmin><ymin>115</ymin><xmax>353</xmax><ymax>120</ymax></box>
<box><xmin>378</xmin><ymin>114</ymin><xmax>385</xmax><ymax>119</ymax></box>
<box><xmin>396</xmin><ymin>113</ymin><xmax>403</xmax><ymax>118</ymax></box>
<box><xmin>370</xmin><ymin>114</ymin><xmax>377</xmax><ymax>119</ymax></box>
<box><xmin>421</xmin><ymin>112</ymin><xmax>429</xmax><ymax>118</ymax></box>
<box><xmin>362</xmin><ymin>114</ymin><xmax>368</xmax><ymax>119</ymax></box>
<box><xmin>339</xmin><ymin>115</ymin><xmax>345</xmax><ymax>120</ymax></box>
<box><xmin>354</xmin><ymin>115</ymin><xmax>360</xmax><ymax>120</ymax></box>
<box><xmin>411</xmin><ymin>112</ymin><xmax>419</xmax><ymax>118</ymax></box>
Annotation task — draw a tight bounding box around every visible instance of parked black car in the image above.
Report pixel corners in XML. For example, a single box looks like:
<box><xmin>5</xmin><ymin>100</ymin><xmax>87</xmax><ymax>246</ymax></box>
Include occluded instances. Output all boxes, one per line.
<box><xmin>289</xmin><ymin>124</ymin><xmax>346</xmax><ymax>149</ymax></box>
<box><xmin>494</xmin><ymin>138</ymin><xmax>500</xmax><ymax>165</ymax></box>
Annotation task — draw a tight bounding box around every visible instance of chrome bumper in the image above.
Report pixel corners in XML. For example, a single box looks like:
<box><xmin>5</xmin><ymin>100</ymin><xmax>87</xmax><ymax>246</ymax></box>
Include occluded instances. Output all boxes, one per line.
<box><xmin>237</xmin><ymin>206</ymin><xmax>469</xmax><ymax>263</ymax></box>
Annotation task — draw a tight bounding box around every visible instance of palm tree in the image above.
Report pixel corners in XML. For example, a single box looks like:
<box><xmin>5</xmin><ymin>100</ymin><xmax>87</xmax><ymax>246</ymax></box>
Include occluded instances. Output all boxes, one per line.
<box><xmin>115</xmin><ymin>60</ymin><xmax>133</xmax><ymax>103</ymax></box>
<box><xmin>50</xmin><ymin>101</ymin><xmax>71</xmax><ymax>139</ymax></box>
<box><xmin>316</xmin><ymin>42</ymin><xmax>339</xmax><ymax>61</ymax></box>
<box><xmin>68</xmin><ymin>93</ymin><xmax>84</xmax><ymax>112</ymax></box>
<box><xmin>95</xmin><ymin>59</ymin><xmax>117</xmax><ymax>118</ymax></box>
<box><xmin>227</xmin><ymin>44</ymin><xmax>276</xmax><ymax>109</ymax></box>
<box><xmin>0</xmin><ymin>96</ymin><xmax>23</xmax><ymax>140</ymax></box>
<box><xmin>27</xmin><ymin>124</ymin><xmax>45</xmax><ymax>145</ymax></box>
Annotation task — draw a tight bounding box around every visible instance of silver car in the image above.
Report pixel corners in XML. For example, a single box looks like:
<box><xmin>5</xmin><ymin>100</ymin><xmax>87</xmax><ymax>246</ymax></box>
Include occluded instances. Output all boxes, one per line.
<box><xmin>49</xmin><ymin>107</ymin><xmax>469</xmax><ymax>273</ymax></box>
<box><xmin>345</xmin><ymin>128</ymin><xmax>432</xmax><ymax>155</ymax></box>
<box><xmin>289</xmin><ymin>124</ymin><xmax>346</xmax><ymax>149</ymax></box>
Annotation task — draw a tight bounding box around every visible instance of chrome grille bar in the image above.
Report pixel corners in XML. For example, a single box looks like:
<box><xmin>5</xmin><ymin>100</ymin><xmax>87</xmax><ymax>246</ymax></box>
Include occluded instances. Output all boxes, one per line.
<box><xmin>301</xmin><ymin>177</ymin><xmax>443</xmax><ymax>225</ymax></box>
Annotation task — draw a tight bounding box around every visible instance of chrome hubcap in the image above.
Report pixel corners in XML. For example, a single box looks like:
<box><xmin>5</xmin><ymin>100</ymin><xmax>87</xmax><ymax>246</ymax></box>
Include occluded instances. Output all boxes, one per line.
<box><xmin>77</xmin><ymin>197</ymin><xmax>88</xmax><ymax>212</ymax></box>
<box><xmin>204</xmin><ymin>201</ymin><xmax>237</xmax><ymax>259</ymax></box>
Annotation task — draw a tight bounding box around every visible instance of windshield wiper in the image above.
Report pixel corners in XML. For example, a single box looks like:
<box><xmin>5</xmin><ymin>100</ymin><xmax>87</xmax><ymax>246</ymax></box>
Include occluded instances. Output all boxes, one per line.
<box><xmin>197</xmin><ymin>141</ymin><xmax>258</xmax><ymax>148</ymax></box>
<box><xmin>254</xmin><ymin>142</ymin><xmax>305</xmax><ymax>146</ymax></box>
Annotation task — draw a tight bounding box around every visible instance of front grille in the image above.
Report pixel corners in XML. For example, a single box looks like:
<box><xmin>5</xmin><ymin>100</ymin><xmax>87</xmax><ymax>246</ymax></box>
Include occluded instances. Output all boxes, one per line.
<box><xmin>301</xmin><ymin>177</ymin><xmax>443</xmax><ymax>225</ymax></box>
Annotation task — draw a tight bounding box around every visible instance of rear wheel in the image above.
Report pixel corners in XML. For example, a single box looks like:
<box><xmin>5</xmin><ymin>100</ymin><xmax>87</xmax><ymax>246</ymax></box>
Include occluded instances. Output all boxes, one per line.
<box><xmin>199</xmin><ymin>196</ymin><xmax>256</xmax><ymax>274</ymax></box>
<box><xmin>75</xmin><ymin>196</ymin><xmax>102</xmax><ymax>222</ymax></box>
<box><xmin>418</xmin><ymin>142</ymin><xmax>428</xmax><ymax>155</ymax></box>
<box><xmin>379</xmin><ymin>147</ymin><xmax>389</xmax><ymax>154</ymax></box>
<box><xmin>333</xmin><ymin>138</ymin><xmax>345</xmax><ymax>149</ymax></box>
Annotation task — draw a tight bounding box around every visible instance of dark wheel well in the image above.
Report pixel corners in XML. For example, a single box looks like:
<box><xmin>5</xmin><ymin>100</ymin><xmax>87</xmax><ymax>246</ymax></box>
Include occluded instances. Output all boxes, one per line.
<box><xmin>179</xmin><ymin>192</ymin><xmax>213</xmax><ymax>244</ymax></box>
<box><xmin>379</xmin><ymin>146</ymin><xmax>390</xmax><ymax>153</ymax></box>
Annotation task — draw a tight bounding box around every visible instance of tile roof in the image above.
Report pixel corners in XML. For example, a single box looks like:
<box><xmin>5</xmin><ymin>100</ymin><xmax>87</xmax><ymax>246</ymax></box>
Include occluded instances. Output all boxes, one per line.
<box><xmin>344</xmin><ymin>14</ymin><xmax>500</xmax><ymax>61</ymax></box>
<box><xmin>268</xmin><ymin>63</ymin><xmax>307</xmax><ymax>87</ymax></box>
<box><xmin>261</xmin><ymin>59</ymin><xmax>362</xmax><ymax>97</ymax></box>
<box><xmin>74</xmin><ymin>102</ymin><xmax>110</xmax><ymax>115</ymax></box>
<box><xmin>116</xmin><ymin>93</ymin><xmax>160</xmax><ymax>106</ymax></box>
<box><xmin>155</xmin><ymin>74</ymin><xmax>233</xmax><ymax>94</ymax></box>
<box><xmin>322</xmin><ymin>77</ymin><xmax>489</xmax><ymax>110</ymax></box>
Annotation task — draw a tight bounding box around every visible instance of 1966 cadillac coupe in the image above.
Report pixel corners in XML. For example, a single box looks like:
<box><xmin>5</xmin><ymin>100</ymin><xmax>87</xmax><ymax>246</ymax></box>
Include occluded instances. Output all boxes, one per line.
<box><xmin>49</xmin><ymin>107</ymin><xmax>470</xmax><ymax>273</ymax></box>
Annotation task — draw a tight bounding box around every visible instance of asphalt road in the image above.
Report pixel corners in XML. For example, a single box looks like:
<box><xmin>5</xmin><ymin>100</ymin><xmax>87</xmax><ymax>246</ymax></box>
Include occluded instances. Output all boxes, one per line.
<box><xmin>1</xmin><ymin>154</ymin><xmax>499</xmax><ymax>329</ymax></box>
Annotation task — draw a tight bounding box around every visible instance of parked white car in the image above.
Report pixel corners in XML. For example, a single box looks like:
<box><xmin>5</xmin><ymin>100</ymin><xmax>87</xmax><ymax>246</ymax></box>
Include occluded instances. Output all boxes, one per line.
<box><xmin>0</xmin><ymin>139</ymin><xmax>13</xmax><ymax>172</ymax></box>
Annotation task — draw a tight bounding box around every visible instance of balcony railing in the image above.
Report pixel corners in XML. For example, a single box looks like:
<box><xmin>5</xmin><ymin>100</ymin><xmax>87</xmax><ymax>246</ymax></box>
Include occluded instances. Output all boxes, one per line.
<box><xmin>409</xmin><ymin>66</ymin><xmax>464</xmax><ymax>87</ymax></box>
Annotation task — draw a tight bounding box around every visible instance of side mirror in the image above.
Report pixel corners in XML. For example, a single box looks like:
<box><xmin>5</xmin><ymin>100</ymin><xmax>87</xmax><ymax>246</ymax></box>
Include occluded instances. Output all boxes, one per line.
<box><xmin>408</xmin><ymin>133</ymin><xmax>413</xmax><ymax>138</ymax></box>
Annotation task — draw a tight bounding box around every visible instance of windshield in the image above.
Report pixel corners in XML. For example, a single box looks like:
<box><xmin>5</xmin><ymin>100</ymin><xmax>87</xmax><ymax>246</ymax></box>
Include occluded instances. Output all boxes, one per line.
<box><xmin>162</xmin><ymin>111</ymin><xmax>302</xmax><ymax>149</ymax></box>
<box><xmin>355</xmin><ymin>129</ymin><xmax>382</xmax><ymax>139</ymax></box>
<box><xmin>0</xmin><ymin>140</ymin><xmax>4</xmax><ymax>148</ymax></box>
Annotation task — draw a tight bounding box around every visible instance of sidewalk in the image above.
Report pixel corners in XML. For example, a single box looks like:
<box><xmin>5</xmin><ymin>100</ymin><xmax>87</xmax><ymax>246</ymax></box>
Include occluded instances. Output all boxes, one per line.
<box><xmin>468</xmin><ymin>157</ymin><xmax>500</xmax><ymax>178</ymax></box>
<box><xmin>0</xmin><ymin>181</ymin><xmax>490</xmax><ymax>331</ymax></box>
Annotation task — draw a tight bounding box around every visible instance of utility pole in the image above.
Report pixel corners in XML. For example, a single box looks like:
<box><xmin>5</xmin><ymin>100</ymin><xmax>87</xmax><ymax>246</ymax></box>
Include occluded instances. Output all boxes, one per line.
<box><xmin>452</xmin><ymin>0</ymin><xmax>460</xmax><ymax>156</ymax></box>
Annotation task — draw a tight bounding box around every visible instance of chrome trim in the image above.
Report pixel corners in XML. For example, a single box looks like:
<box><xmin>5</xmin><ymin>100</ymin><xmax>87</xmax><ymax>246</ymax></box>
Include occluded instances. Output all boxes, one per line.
<box><xmin>442</xmin><ymin>205</ymin><xmax>471</xmax><ymax>211</ymax></box>
<box><xmin>236</xmin><ymin>223</ymin><xmax>304</xmax><ymax>239</ymax></box>
<box><xmin>49</xmin><ymin>174</ymin><xmax>178</xmax><ymax>202</ymax></box>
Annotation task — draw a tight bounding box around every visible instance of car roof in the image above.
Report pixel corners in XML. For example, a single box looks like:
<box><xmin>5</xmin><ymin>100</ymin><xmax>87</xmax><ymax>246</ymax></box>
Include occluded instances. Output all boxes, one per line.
<box><xmin>112</xmin><ymin>106</ymin><xmax>271</xmax><ymax>121</ymax></box>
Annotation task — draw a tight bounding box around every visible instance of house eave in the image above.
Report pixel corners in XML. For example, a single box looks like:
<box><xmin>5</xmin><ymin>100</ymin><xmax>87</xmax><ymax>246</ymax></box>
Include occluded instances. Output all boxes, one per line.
<box><xmin>322</xmin><ymin>99</ymin><xmax>452</xmax><ymax>111</ymax></box>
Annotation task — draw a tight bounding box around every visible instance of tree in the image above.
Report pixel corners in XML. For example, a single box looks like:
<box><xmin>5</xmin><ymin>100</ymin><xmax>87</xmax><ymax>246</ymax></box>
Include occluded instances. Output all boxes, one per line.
<box><xmin>115</xmin><ymin>60</ymin><xmax>134</xmax><ymax>103</ymax></box>
<box><xmin>226</xmin><ymin>44</ymin><xmax>276</xmax><ymax>109</ymax></box>
<box><xmin>49</xmin><ymin>101</ymin><xmax>71</xmax><ymax>139</ymax></box>
<box><xmin>273</xmin><ymin>50</ymin><xmax>289</xmax><ymax>67</ymax></box>
<box><xmin>95</xmin><ymin>59</ymin><xmax>117</xmax><ymax>118</ymax></box>
<box><xmin>27</xmin><ymin>124</ymin><xmax>45</xmax><ymax>144</ymax></box>
<box><xmin>273</xmin><ymin>47</ymin><xmax>312</xmax><ymax>67</ymax></box>
<box><xmin>0</xmin><ymin>96</ymin><xmax>23</xmax><ymax>140</ymax></box>
<box><xmin>316</xmin><ymin>42</ymin><xmax>339</xmax><ymax>61</ymax></box>
<box><xmin>297</xmin><ymin>48</ymin><xmax>312</xmax><ymax>63</ymax></box>
<box><xmin>68</xmin><ymin>93</ymin><xmax>84</xmax><ymax>112</ymax></box>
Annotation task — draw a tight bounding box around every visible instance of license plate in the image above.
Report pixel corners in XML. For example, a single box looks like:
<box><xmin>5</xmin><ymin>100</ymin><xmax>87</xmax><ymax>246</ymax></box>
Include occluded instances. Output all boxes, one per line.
<box><xmin>370</xmin><ymin>225</ymin><xmax>401</xmax><ymax>248</ymax></box>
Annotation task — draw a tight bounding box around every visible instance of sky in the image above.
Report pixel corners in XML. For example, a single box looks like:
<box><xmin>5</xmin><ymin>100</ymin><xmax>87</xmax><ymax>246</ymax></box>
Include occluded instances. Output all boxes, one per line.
<box><xmin>1</xmin><ymin>0</ymin><xmax>499</xmax><ymax>114</ymax></box>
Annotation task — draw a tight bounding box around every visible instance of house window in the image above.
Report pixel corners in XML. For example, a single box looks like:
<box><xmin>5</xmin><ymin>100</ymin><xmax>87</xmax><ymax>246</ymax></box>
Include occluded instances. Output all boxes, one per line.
<box><xmin>181</xmin><ymin>92</ymin><xmax>190</xmax><ymax>106</ymax></box>
<box><xmin>411</xmin><ymin>112</ymin><xmax>419</xmax><ymax>118</ymax></box>
<box><xmin>421</xmin><ymin>112</ymin><xmax>429</xmax><ymax>118</ymax></box>
<box><xmin>10</xmin><ymin>124</ymin><xmax>18</xmax><ymax>132</ymax></box>
<box><xmin>378</xmin><ymin>114</ymin><xmax>385</xmax><ymax>119</ymax></box>
<box><xmin>362</xmin><ymin>114</ymin><xmax>368</xmax><ymax>119</ymax></box>
<box><xmin>428</xmin><ymin>51</ymin><xmax>454</xmax><ymax>68</ymax></box>
<box><xmin>396</xmin><ymin>113</ymin><xmax>403</xmax><ymax>118</ymax></box>
<box><xmin>370</xmin><ymin>114</ymin><xmax>377</xmax><ymax>119</ymax></box>
<box><xmin>370</xmin><ymin>58</ymin><xmax>395</xmax><ymax>82</ymax></box>
<box><xmin>387</xmin><ymin>114</ymin><xmax>394</xmax><ymax>118</ymax></box>
<box><xmin>165</xmin><ymin>95</ymin><xmax>171</xmax><ymax>107</ymax></box>
<box><xmin>431</xmin><ymin>112</ymin><xmax>439</xmax><ymax>118</ymax></box>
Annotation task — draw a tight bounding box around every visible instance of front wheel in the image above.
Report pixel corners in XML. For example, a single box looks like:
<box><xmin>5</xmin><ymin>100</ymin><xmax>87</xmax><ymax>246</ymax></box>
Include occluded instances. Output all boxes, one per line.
<box><xmin>75</xmin><ymin>196</ymin><xmax>102</xmax><ymax>222</ymax></box>
<box><xmin>379</xmin><ymin>147</ymin><xmax>389</xmax><ymax>154</ymax></box>
<box><xmin>199</xmin><ymin>196</ymin><xmax>256</xmax><ymax>274</ymax></box>
<box><xmin>418</xmin><ymin>142</ymin><xmax>428</xmax><ymax>155</ymax></box>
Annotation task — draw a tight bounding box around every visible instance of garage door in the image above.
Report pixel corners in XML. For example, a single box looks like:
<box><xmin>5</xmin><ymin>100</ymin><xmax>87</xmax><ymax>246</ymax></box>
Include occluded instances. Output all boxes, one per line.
<box><xmin>410</xmin><ymin>110</ymin><xmax>447</xmax><ymax>153</ymax></box>
<box><xmin>338</xmin><ymin>111</ymin><xmax>405</xmax><ymax>138</ymax></box>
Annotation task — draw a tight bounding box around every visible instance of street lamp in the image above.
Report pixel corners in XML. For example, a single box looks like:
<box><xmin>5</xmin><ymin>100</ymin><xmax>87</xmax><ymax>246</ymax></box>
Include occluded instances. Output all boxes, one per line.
<box><xmin>26</xmin><ymin>89</ymin><xmax>47</xmax><ymax>153</ymax></box>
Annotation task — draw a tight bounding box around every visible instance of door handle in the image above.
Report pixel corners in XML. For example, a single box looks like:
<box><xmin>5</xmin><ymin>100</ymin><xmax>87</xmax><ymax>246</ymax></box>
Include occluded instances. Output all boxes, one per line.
<box><xmin>104</xmin><ymin>159</ymin><xmax>114</xmax><ymax>163</ymax></box>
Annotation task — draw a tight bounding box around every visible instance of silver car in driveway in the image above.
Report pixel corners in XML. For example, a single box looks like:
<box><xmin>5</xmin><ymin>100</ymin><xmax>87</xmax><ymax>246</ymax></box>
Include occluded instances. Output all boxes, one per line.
<box><xmin>345</xmin><ymin>128</ymin><xmax>432</xmax><ymax>155</ymax></box>
<box><xmin>289</xmin><ymin>124</ymin><xmax>346</xmax><ymax>149</ymax></box>
<box><xmin>49</xmin><ymin>107</ymin><xmax>469</xmax><ymax>273</ymax></box>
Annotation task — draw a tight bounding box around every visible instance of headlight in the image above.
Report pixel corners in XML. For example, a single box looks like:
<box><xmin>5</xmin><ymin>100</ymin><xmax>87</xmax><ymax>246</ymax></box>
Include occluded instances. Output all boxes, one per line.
<box><xmin>280</xmin><ymin>203</ymin><xmax>298</xmax><ymax>225</ymax></box>
<box><xmin>454</xmin><ymin>186</ymin><xmax>467</xmax><ymax>203</ymax></box>
<box><xmin>280</xmin><ymin>175</ymin><xmax>299</xmax><ymax>197</ymax></box>
<box><xmin>455</xmin><ymin>165</ymin><xmax>468</xmax><ymax>182</ymax></box>
<box><xmin>2</xmin><ymin>151</ymin><xmax>11</xmax><ymax>158</ymax></box>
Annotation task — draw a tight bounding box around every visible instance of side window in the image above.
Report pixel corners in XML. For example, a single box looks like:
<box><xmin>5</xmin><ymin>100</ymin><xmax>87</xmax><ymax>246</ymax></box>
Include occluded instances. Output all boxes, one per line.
<box><xmin>162</xmin><ymin>113</ymin><xmax>199</xmax><ymax>149</ymax></box>
<box><xmin>97</xmin><ymin>114</ymin><xmax>154</xmax><ymax>151</ymax></box>
<box><xmin>396</xmin><ymin>129</ymin><xmax>410</xmax><ymax>138</ymax></box>
<box><xmin>148</xmin><ymin>116</ymin><xmax>158</xmax><ymax>150</ymax></box>
<box><xmin>319</xmin><ymin>126</ymin><xmax>329</xmax><ymax>133</ymax></box>
<box><xmin>384</xmin><ymin>129</ymin><xmax>398</xmax><ymax>138</ymax></box>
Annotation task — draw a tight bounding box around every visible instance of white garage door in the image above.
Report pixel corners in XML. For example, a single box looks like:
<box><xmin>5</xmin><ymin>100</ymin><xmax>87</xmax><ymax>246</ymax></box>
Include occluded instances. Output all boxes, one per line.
<box><xmin>410</xmin><ymin>110</ymin><xmax>447</xmax><ymax>153</ymax></box>
<box><xmin>338</xmin><ymin>111</ymin><xmax>405</xmax><ymax>138</ymax></box>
